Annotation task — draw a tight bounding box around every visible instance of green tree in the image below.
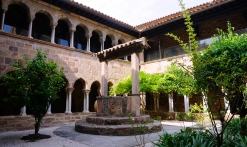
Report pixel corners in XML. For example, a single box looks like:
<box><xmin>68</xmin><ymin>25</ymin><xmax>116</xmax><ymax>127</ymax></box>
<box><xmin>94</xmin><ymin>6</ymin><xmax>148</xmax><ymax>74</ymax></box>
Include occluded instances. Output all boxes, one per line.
<box><xmin>1</xmin><ymin>49</ymin><xmax>65</xmax><ymax>137</ymax></box>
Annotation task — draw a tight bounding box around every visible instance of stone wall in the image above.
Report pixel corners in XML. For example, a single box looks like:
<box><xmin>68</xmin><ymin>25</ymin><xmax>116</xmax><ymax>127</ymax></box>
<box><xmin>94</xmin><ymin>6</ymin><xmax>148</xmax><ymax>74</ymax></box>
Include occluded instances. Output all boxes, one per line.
<box><xmin>0</xmin><ymin>32</ymin><xmax>131</xmax><ymax>88</ymax></box>
<box><xmin>0</xmin><ymin>112</ymin><xmax>94</xmax><ymax>133</ymax></box>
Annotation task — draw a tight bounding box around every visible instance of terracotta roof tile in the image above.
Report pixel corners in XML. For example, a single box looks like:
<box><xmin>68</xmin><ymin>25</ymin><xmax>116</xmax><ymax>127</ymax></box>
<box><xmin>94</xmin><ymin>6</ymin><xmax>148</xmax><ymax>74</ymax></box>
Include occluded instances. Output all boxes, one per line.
<box><xmin>135</xmin><ymin>0</ymin><xmax>233</xmax><ymax>31</ymax></box>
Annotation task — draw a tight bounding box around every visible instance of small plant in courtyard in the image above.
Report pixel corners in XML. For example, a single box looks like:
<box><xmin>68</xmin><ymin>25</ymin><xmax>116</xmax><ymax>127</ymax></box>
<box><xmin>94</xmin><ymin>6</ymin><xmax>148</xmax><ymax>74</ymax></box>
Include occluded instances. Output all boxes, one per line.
<box><xmin>1</xmin><ymin>49</ymin><xmax>65</xmax><ymax>140</ymax></box>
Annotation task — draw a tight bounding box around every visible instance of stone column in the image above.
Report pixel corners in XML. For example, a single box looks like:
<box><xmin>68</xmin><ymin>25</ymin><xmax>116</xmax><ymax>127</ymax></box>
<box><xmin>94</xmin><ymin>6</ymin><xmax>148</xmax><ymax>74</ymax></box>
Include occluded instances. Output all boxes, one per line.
<box><xmin>20</xmin><ymin>106</ymin><xmax>26</xmax><ymax>116</ymax></box>
<box><xmin>139</xmin><ymin>51</ymin><xmax>144</xmax><ymax>64</ymax></box>
<box><xmin>101</xmin><ymin>61</ymin><xmax>108</xmax><ymax>96</ymax></box>
<box><xmin>70</xmin><ymin>28</ymin><xmax>75</xmax><ymax>48</ymax></box>
<box><xmin>140</xmin><ymin>92</ymin><xmax>146</xmax><ymax>114</ymax></box>
<box><xmin>50</xmin><ymin>22</ymin><xmax>57</xmax><ymax>43</ymax></box>
<box><xmin>28</xmin><ymin>16</ymin><xmax>35</xmax><ymax>38</ymax></box>
<box><xmin>47</xmin><ymin>105</ymin><xmax>51</xmax><ymax>114</ymax></box>
<box><xmin>85</xmin><ymin>90</ymin><xmax>90</xmax><ymax>112</ymax></box>
<box><xmin>168</xmin><ymin>92</ymin><xmax>174</xmax><ymax>112</ymax></box>
<box><xmin>224</xmin><ymin>96</ymin><xmax>230</xmax><ymax>114</ymax></box>
<box><xmin>202</xmin><ymin>91</ymin><xmax>208</xmax><ymax>110</ymax></box>
<box><xmin>0</xmin><ymin>7</ymin><xmax>7</xmax><ymax>31</ymax></box>
<box><xmin>184</xmin><ymin>95</ymin><xmax>189</xmax><ymax>112</ymax></box>
<box><xmin>131</xmin><ymin>52</ymin><xmax>140</xmax><ymax>116</ymax></box>
<box><xmin>65</xmin><ymin>87</ymin><xmax>74</xmax><ymax>113</ymax></box>
<box><xmin>124</xmin><ymin>56</ymin><xmax>128</xmax><ymax>61</ymax></box>
<box><xmin>86</xmin><ymin>33</ymin><xmax>92</xmax><ymax>52</ymax></box>
<box><xmin>100</xmin><ymin>36</ymin><xmax>105</xmax><ymax>51</ymax></box>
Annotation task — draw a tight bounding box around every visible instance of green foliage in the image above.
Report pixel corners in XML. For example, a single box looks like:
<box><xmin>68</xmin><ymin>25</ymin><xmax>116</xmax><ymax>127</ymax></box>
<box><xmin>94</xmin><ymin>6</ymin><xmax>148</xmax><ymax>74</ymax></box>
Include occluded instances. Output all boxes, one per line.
<box><xmin>158</xmin><ymin>64</ymin><xmax>197</xmax><ymax>97</ymax></box>
<box><xmin>154</xmin><ymin>129</ymin><xmax>216</xmax><ymax>147</ymax></box>
<box><xmin>110</xmin><ymin>64</ymin><xmax>197</xmax><ymax>97</ymax></box>
<box><xmin>1</xmin><ymin>49</ymin><xmax>65</xmax><ymax>135</ymax></box>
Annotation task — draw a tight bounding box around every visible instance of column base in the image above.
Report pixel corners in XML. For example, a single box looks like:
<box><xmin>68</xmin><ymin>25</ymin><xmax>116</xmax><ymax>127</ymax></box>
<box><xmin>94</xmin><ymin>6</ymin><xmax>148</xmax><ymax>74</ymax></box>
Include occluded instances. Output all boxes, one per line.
<box><xmin>83</xmin><ymin>110</ymin><xmax>90</xmax><ymax>113</ymax></box>
<box><xmin>65</xmin><ymin>111</ymin><xmax>72</xmax><ymax>114</ymax></box>
<box><xmin>47</xmin><ymin>112</ymin><xmax>52</xmax><ymax>115</ymax></box>
<box><xmin>20</xmin><ymin>113</ymin><xmax>27</xmax><ymax>116</ymax></box>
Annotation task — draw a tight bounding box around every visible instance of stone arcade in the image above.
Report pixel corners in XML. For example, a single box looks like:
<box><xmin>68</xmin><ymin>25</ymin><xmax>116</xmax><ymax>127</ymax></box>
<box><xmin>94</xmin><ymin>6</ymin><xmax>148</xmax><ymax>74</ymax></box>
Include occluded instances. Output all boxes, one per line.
<box><xmin>75</xmin><ymin>37</ymin><xmax>162</xmax><ymax>135</ymax></box>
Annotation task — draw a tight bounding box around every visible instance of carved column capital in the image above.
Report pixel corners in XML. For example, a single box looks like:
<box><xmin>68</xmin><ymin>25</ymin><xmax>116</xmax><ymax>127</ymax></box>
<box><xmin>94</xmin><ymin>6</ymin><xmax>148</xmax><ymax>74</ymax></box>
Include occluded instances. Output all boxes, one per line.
<box><xmin>69</xmin><ymin>28</ymin><xmax>76</xmax><ymax>33</ymax></box>
<box><xmin>100</xmin><ymin>36</ymin><xmax>105</xmax><ymax>43</ymax></box>
<box><xmin>66</xmin><ymin>87</ymin><xmax>74</xmax><ymax>93</ymax></box>
<box><xmin>83</xmin><ymin>89</ymin><xmax>90</xmax><ymax>94</ymax></box>
<box><xmin>50</xmin><ymin>22</ymin><xmax>58</xmax><ymax>27</ymax></box>
<box><xmin>85</xmin><ymin>33</ymin><xmax>92</xmax><ymax>39</ymax></box>
<box><xmin>2</xmin><ymin>6</ymin><xmax>8</xmax><ymax>12</ymax></box>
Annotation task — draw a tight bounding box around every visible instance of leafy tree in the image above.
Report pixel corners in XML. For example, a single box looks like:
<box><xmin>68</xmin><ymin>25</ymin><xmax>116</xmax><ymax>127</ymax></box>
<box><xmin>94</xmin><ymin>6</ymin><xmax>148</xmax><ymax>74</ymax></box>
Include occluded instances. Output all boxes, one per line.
<box><xmin>1</xmin><ymin>49</ymin><xmax>65</xmax><ymax>137</ymax></box>
<box><xmin>158</xmin><ymin>64</ymin><xmax>197</xmax><ymax>97</ymax></box>
<box><xmin>166</xmin><ymin>0</ymin><xmax>247</xmax><ymax>146</ymax></box>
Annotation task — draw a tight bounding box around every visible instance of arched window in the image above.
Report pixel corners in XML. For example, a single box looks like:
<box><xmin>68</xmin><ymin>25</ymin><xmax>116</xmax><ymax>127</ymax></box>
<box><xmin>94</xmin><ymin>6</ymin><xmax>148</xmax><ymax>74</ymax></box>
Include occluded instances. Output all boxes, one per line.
<box><xmin>4</xmin><ymin>4</ymin><xmax>29</xmax><ymax>36</ymax></box>
<box><xmin>74</xmin><ymin>26</ymin><xmax>87</xmax><ymax>50</ymax></box>
<box><xmin>55</xmin><ymin>20</ymin><xmax>70</xmax><ymax>47</ymax></box>
<box><xmin>32</xmin><ymin>13</ymin><xmax>51</xmax><ymax>42</ymax></box>
<box><xmin>90</xmin><ymin>31</ymin><xmax>101</xmax><ymax>53</ymax></box>
<box><xmin>104</xmin><ymin>35</ymin><xmax>112</xmax><ymax>49</ymax></box>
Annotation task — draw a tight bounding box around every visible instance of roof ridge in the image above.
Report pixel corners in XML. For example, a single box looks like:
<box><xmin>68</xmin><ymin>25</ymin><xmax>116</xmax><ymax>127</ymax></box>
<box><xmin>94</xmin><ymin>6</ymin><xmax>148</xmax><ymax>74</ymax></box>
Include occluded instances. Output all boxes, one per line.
<box><xmin>135</xmin><ymin>0</ymin><xmax>231</xmax><ymax>31</ymax></box>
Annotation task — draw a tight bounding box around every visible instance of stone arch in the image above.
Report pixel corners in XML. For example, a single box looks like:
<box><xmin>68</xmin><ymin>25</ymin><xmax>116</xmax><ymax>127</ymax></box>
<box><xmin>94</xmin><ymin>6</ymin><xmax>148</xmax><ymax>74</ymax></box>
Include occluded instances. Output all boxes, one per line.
<box><xmin>57</xmin><ymin>17</ymin><xmax>72</xmax><ymax>28</ymax></box>
<box><xmin>108</xmin><ymin>81</ymin><xmax>113</xmax><ymax>96</ymax></box>
<box><xmin>74</xmin><ymin>24</ymin><xmax>88</xmax><ymax>50</ymax></box>
<box><xmin>118</xmin><ymin>38</ymin><xmax>126</xmax><ymax>44</ymax></box>
<box><xmin>104</xmin><ymin>34</ymin><xmax>114</xmax><ymax>49</ymax></box>
<box><xmin>72</xmin><ymin>78</ymin><xmax>86</xmax><ymax>112</ymax></box>
<box><xmin>34</xmin><ymin>10</ymin><xmax>53</xmax><ymax>23</ymax></box>
<box><xmin>4</xmin><ymin>2</ymin><xmax>30</xmax><ymax>36</ymax></box>
<box><xmin>90</xmin><ymin>30</ymin><xmax>102</xmax><ymax>53</ymax></box>
<box><xmin>8</xmin><ymin>1</ymin><xmax>31</xmax><ymax>15</ymax></box>
<box><xmin>32</xmin><ymin>11</ymin><xmax>52</xmax><ymax>42</ymax></box>
<box><xmin>89</xmin><ymin>81</ymin><xmax>101</xmax><ymax>112</ymax></box>
<box><xmin>51</xmin><ymin>77</ymin><xmax>69</xmax><ymax>113</ymax></box>
<box><xmin>55</xmin><ymin>19</ymin><xmax>71</xmax><ymax>47</ymax></box>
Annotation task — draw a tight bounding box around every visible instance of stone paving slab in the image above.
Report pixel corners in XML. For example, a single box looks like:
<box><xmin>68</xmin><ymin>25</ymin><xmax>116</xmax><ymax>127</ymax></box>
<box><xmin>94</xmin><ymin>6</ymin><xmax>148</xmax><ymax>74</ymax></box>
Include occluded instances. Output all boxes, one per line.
<box><xmin>0</xmin><ymin>121</ymin><xmax>192</xmax><ymax>147</ymax></box>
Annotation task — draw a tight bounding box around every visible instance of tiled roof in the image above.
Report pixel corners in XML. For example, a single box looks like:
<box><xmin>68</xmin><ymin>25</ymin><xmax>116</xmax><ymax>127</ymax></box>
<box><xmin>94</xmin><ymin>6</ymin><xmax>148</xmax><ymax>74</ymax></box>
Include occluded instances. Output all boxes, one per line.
<box><xmin>135</xmin><ymin>0</ymin><xmax>233</xmax><ymax>31</ymax></box>
<box><xmin>93</xmin><ymin>37</ymin><xmax>149</xmax><ymax>62</ymax></box>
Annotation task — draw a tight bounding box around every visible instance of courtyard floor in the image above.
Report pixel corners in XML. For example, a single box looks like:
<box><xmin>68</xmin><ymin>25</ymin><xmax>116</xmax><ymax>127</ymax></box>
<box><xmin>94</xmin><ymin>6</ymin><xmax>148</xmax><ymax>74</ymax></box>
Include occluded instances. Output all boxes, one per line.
<box><xmin>0</xmin><ymin>121</ymin><xmax>202</xmax><ymax>147</ymax></box>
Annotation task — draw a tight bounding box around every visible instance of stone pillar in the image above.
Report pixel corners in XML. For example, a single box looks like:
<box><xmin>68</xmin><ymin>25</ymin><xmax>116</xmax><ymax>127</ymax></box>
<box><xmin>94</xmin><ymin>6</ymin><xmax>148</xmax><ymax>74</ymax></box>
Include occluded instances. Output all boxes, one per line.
<box><xmin>0</xmin><ymin>7</ymin><xmax>7</xmax><ymax>31</ymax></box>
<box><xmin>50</xmin><ymin>22</ymin><xmax>57</xmax><ymax>43</ymax></box>
<box><xmin>131</xmin><ymin>52</ymin><xmax>140</xmax><ymax>116</ymax></box>
<box><xmin>47</xmin><ymin>105</ymin><xmax>51</xmax><ymax>114</ymax></box>
<box><xmin>20</xmin><ymin>106</ymin><xmax>26</xmax><ymax>116</ymax></box>
<box><xmin>139</xmin><ymin>51</ymin><xmax>144</xmax><ymax>64</ymax></box>
<box><xmin>168</xmin><ymin>92</ymin><xmax>174</xmax><ymax>112</ymax></box>
<box><xmin>202</xmin><ymin>91</ymin><xmax>208</xmax><ymax>110</ymax></box>
<box><xmin>70</xmin><ymin>28</ymin><xmax>75</xmax><ymax>48</ymax></box>
<box><xmin>101</xmin><ymin>61</ymin><xmax>108</xmax><ymax>96</ymax></box>
<box><xmin>100</xmin><ymin>36</ymin><xmax>105</xmax><ymax>51</ymax></box>
<box><xmin>65</xmin><ymin>87</ymin><xmax>74</xmax><ymax>113</ymax></box>
<box><xmin>85</xmin><ymin>90</ymin><xmax>90</xmax><ymax>112</ymax></box>
<box><xmin>224</xmin><ymin>96</ymin><xmax>230</xmax><ymax>114</ymax></box>
<box><xmin>140</xmin><ymin>92</ymin><xmax>146</xmax><ymax>114</ymax></box>
<box><xmin>86</xmin><ymin>33</ymin><xmax>92</xmax><ymax>52</ymax></box>
<box><xmin>124</xmin><ymin>56</ymin><xmax>128</xmax><ymax>61</ymax></box>
<box><xmin>28</xmin><ymin>16</ymin><xmax>35</xmax><ymax>38</ymax></box>
<box><xmin>184</xmin><ymin>95</ymin><xmax>189</xmax><ymax>112</ymax></box>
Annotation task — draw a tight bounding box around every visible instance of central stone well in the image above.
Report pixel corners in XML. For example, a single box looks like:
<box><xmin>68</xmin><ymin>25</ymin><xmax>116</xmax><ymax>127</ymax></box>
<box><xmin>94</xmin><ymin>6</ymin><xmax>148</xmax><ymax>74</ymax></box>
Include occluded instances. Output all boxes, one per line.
<box><xmin>75</xmin><ymin>96</ymin><xmax>162</xmax><ymax>136</ymax></box>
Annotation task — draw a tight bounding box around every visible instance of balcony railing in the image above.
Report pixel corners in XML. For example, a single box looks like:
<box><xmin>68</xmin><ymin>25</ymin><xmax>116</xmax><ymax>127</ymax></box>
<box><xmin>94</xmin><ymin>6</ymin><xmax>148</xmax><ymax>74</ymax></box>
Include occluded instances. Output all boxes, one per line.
<box><xmin>145</xmin><ymin>28</ymin><xmax>247</xmax><ymax>62</ymax></box>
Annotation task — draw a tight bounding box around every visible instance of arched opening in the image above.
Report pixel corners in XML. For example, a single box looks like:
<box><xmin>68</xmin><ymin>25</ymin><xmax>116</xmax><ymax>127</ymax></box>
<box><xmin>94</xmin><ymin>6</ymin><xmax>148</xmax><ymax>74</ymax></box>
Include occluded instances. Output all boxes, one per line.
<box><xmin>90</xmin><ymin>31</ymin><xmax>101</xmax><ymax>53</ymax></box>
<box><xmin>0</xmin><ymin>77</ymin><xmax>20</xmax><ymax>116</ymax></box>
<box><xmin>4</xmin><ymin>4</ymin><xmax>29</xmax><ymax>36</ymax></box>
<box><xmin>72</xmin><ymin>78</ymin><xmax>85</xmax><ymax>112</ymax></box>
<box><xmin>74</xmin><ymin>25</ymin><xmax>87</xmax><ymax>50</ymax></box>
<box><xmin>55</xmin><ymin>19</ymin><xmax>70</xmax><ymax>47</ymax></box>
<box><xmin>173</xmin><ymin>92</ymin><xmax>185</xmax><ymax>112</ymax></box>
<box><xmin>108</xmin><ymin>81</ymin><xmax>113</xmax><ymax>96</ymax></box>
<box><xmin>104</xmin><ymin>35</ymin><xmax>113</xmax><ymax>49</ymax></box>
<box><xmin>32</xmin><ymin>12</ymin><xmax>51</xmax><ymax>42</ymax></box>
<box><xmin>51</xmin><ymin>77</ymin><xmax>68</xmax><ymax>113</ymax></box>
<box><xmin>89</xmin><ymin>81</ymin><xmax>100</xmax><ymax>112</ymax></box>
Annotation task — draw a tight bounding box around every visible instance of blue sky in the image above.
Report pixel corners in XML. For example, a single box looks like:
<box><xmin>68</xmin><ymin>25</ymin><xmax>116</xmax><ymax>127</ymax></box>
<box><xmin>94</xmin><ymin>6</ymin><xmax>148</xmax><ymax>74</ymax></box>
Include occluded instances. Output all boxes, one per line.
<box><xmin>74</xmin><ymin>0</ymin><xmax>212</xmax><ymax>26</ymax></box>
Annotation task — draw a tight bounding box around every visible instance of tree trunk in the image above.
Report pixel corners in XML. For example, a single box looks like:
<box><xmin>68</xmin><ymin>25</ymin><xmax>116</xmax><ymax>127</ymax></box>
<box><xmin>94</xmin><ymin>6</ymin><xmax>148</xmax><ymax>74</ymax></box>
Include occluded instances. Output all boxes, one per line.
<box><xmin>34</xmin><ymin>117</ymin><xmax>42</xmax><ymax>135</ymax></box>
